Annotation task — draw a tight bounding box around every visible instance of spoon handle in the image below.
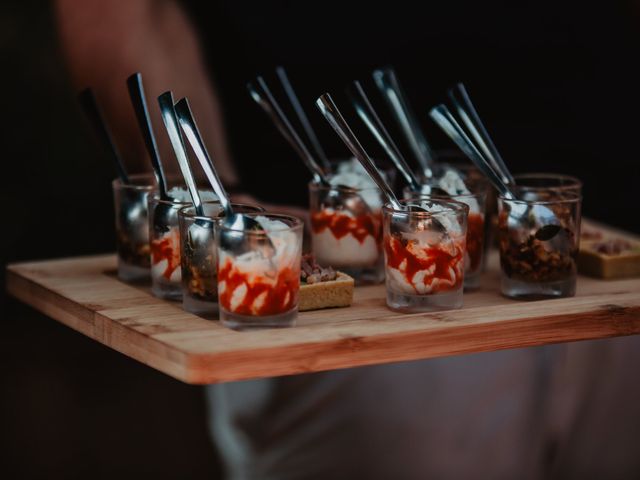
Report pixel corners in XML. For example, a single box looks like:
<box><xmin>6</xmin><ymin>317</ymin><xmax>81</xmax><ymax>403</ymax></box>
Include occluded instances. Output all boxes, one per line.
<box><xmin>349</xmin><ymin>81</ymin><xmax>422</xmax><ymax>192</ymax></box>
<box><xmin>275</xmin><ymin>66</ymin><xmax>332</xmax><ymax>173</ymax></box>
<box><xmin>174</xmin><ymin>97</ymin><xmax>233</xmax><ymax>216</ymax></box>
<box><xmin>78</xmin><ymin>88</ymin><xmax>130</xmax><ymax>184</ymax></box>
<box><xmin>429</xmin><ymin>104</ymin><xmax>514</xmax><ymax>200</ymax></box>
<box><xmin>448</xmin><ymin>83</ymin><xmax>514</xmax><ymax>185</ymax></box>
<box><xmin>158</xmin><ymin>91</ymin><xmax>203</xmax><ymax>215</ymax></box>
<box><xmin>247</xmin><ymin>77</ymin><xmax>327</xmax><ymax>185</ymax></box>
<box><xmin>126</xmin><ymin>72</ymin><xmax>169</xmax><ymax>198</ymax></box>
<box><xmin>316</xmin><ymin>93</ymin><xmax>402</xmax><ymax>210</ymax></box>
<box><xmin>373</xmin><ymin>67</ymin><xmax>435</xmax><ymax>178</ymax></box>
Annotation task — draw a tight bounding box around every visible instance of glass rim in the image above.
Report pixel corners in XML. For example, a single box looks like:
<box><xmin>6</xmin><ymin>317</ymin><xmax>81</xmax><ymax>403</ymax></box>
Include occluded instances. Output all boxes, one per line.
<box><xmin>112</xmin><ymin>173</ymin><xmax>156</xmax><ymax>192</ymax></box>
<box><xmin>216</xmin><ymin>213</ymin><xmax>304</xmax><ymax>234</ymax></box>
<box><xmin>178</xmin><ymin>202</ymin><xmax>265</xmax><ymax>222</ymax></box>
<box><xmin>498</xmin><ymin>191</ymin><xmax>582</xmax><ymax>206</ymax></box>
<box><xmin>382</xmin><ymin>198</ymin><xmax>470</xmax><ymax>218</ymax></box>
<box><xmin>513</xmin><ymin>172</ymin><xmax>582</xmax><ymax>190</ymax></box>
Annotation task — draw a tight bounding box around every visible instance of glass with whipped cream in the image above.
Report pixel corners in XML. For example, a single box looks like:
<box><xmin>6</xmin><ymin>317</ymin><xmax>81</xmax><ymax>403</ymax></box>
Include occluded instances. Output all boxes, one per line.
<box><xmin>308</xmin><ymin>158</ymin><xmax>393</xmax><ymax>285</ymax></box>
<box><xmin>383</xmin><ymin>199</ymin><xmax>469</xmax><ymax>312</ymax></box>
<box><xmin>498</xmin><ymin>191</ymin><xmax>581</xmax><ymax>299</ymax></box>
<box><xmin>148</xmin><ymin>187</ymin><xmax>218</xmax><ymax>300</ymax></box>
<box><xmin>216</xmin><ymin>214</ymin><xmax>303</xmax><ymax>330</ymax></box>
<box><xmin>178</xmin><ymin>202</ymin><xmax>264</xmax><ymax>318</ymax></box>
<box><xmin>404</xmin><ymin>178</ymin><xmax>488</xmax><ymax>290</ymax></box>
<box><xmin>112</xmin><ymin>173</ymin><xmax>156</xmax><ymax>282</ymax></box>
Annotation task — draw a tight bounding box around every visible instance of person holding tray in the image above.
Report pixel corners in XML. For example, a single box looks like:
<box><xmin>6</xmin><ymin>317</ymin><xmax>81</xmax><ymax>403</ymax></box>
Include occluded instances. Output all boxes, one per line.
<box><xmin>55</xmin><ymin>1</ymin><xmax>640</xmax><ymax>478</ymax></box>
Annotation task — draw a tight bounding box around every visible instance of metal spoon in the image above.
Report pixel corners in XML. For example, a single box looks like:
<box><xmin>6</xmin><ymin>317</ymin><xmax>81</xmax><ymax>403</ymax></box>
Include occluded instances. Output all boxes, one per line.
<box><xmin>348</xmin><ymin>80</ymin><xmax>449</xmax><ymax>197</ymax></box>
<box><xmin>158</xmin><ymin>91</ymin><xmax>212</xmax><ymax>250</ymax></box>
<box><xmin>373</xmin><ymin>67</ymin><xmax>436</xmax><ymax>179</ymax></box>
<box><xmin>275</xmin><ymin>66</ymin><xmax>332</xmax><ymax>173</ymax></box>
<box><xmin>78</xmin><ymin>88</ymin><xmax>130</xmax><ymax>184</ymax></box>
<box><xmin>247</xmin><ymin>76</ymin><xmax>369</xmax><ymax>217</ymax></box>
<box><xmin>316</xmin><ymin>93</ymin><xmax>447</xmax><ymax>236</ymax></box>
<box><xmin>126</xmin><ymin>72</ymin><xmax>172</xmax><ymax>233</ymax></box>
<box><xmin>429</xmin><ymin>104</ymin><xmax>559</xmax><ymax>236</ymax></box>
<box><xmin>447</xmin><ymin>83</ymin><xmax>514</xmax><ymax>186</ymax></box>
<box><xmin>174</xmin><ymin>98</ymin><xmax>276</xmax><ymax>258</ymax></box>
<box><xmin>78</xmin><ymin>87</ymin><xmax>147</xmax><ymax>239</ymax></box>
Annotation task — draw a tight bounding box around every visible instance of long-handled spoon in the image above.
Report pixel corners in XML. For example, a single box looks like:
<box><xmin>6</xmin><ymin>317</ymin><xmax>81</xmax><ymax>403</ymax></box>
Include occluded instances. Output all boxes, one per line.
<box><xmin>78</xmin><ymin>87</ymin><xmax>144</xmax><ymax>237</ymax></box>
<box><xmin>174</xmin><ymin>97</ymin><xmax>275</xmax><ymax>257</ymax></box>
<box><xmin>126</xmin><ymin>72</ymin><xmax>172</xmax><ymax>232</ymax></box>
<box><xmin>373</xmin><ymin>67</ymin><xmax>436</xmax><ymax>179</ymax></box>
<box><xmin>276</xmin><ymin>66</ymin><xmax>332</xmax><ymax>173</ymax></box>
<box><xmin>317</xmin><ymin>93</ymin><xmax>446</xmax><ymax>233</ymax></box>
<box><xmin>349</xmin><ymin>81</ymin><xmax>449</xmax><ymax>197</ymax></box>
<box><xmin>78</xmin><ymin>88</ymin><xmax>129</xmax><ymax>184</ymax></box>
<box><xmin>248</xmin><ymin>76</ymin><xmax>369</xmax><ymax>216</ymax></box>
<box><xmin>447</xmin><ymin>83</ymin><xmax>514</xmax><ymax>185</ymax></box>
<box><xmin>158</xmin><ymin>91</ymin><xmax>212</xmax><ymax>251</ymax></box>
<box><xmin>430</xmin><ymin>104</ymin><xmax>560</xmax><ymax>238</ymax></box>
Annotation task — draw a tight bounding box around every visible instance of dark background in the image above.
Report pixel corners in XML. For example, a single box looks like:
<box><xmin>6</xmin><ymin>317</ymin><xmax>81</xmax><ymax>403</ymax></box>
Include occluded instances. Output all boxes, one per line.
<box><xmin>1</xmin><ymin>1</ymin><xmax>639</xmax><ymax>478</ymax></box>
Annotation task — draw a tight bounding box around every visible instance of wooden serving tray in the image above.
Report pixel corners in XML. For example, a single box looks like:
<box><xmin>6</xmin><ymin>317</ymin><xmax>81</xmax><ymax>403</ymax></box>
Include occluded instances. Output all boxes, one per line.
<box><xmin>6</xmin><ymin>250</ymin><xmax>640</xmax><ymax>385</ymax></box>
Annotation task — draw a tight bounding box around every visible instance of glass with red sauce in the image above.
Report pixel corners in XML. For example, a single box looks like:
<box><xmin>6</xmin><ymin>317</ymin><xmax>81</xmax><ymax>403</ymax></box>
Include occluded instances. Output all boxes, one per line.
<box><xmin>383</xmin><ymin>199</ymin><xmax>469</xmax><ymax>312</ymax></box>
<box><xmin>216</xmin><ymin>214</ymin><xmax>303</xmax><ymax>330</ymax></box>
<box><xmin>178</xmin><ymin>202</ymin><xmax>264</xmax><ymax>318</ymax></box>
<box><xmin>405</xmin><ymin>184</ymin><xmax>488</xmax><ymax>290</ymax></box>
<box><xmin>113</xmin><ymin>173</ymin><xmax>156</xmax><ymax>282</ymax></box>
<box><xmin>148</xmin><ymin>192</ymin><xmax>196</xmax><ymax>300</ymax></box>
<box><xmin>309</xmin><ymin>182</ymin><xmax>385</xmax><ymax>285</ymax></box>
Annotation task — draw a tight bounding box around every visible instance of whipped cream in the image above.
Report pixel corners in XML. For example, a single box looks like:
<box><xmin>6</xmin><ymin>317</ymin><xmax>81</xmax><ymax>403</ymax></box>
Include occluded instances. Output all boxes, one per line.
<box><xmin>415</xmin><ymin>169</ymin><xmax>480</xmax><ymax>213</ymax></box>
<box><xmin>329</xmin><ymin>160</ymin><xmax>383</xmax><ymax>210</ymax></box>
<box><xmin>168</xmin><ymin>186</ymin><xmax>218</xmax><ymax>203</ymax></box>
<box><xmin>312</xmin><ymin>227</ymin><xmax>379</xmax><ymax>268</ymax></box>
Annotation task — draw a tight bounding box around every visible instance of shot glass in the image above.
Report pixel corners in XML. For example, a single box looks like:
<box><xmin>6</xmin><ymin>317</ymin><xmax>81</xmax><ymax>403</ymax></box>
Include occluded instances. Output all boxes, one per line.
<box><xmin>309</xmin><ymin>182</ymin><xmax>385</xmax><ymax>285</ymax></box>
<box><xmin>383</xmin><ymin>199</ymin><xmax>469</xmax><ymax>312</ymax></box>
<box><xmin>112</xmin><ymin>173</ymin><xmax>156</xmax><ymax>282</ymax></box>
<box><xmin>498</xmin><ymin>191</ymin><xmax>582</xmax><ymax>299</ymax></box>
<box><xmin>216</xmin><ymin>214</ymin><xmax>303</xmax><ymax>330</ymax></box>
<box><xmin>178</xmin><ymin>202</ymin><xmax>264</xmax><ymax>318</ymax></box>
<box><xmin>405</xmin><ymin>184</ymin><xmax>488</xmax><ymax>290</ymax></box>
<box><xmin>513</xmin><ymin>173</ymin><xmax>582</xmax><ymax>195</ymax></box>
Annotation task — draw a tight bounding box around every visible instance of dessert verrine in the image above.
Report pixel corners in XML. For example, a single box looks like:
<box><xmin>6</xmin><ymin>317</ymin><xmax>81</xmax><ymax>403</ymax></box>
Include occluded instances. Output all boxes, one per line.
<box><xmin>112</xmin><ymin>173</ymin><xmax>156</xmax><ymax>282</ymax></box>
<box><xmin>178</xmin><ymin>202</ymin><xmax>264</xmax><ymax>318</ymax></box>
<box><xmin>498</xmin><ymin>190</ymin><xmax>582</xmax><ymax>299</ymax></box>
<box><xmin>383</xmin><ymin>199</ymin><xmax>469</xmax><ymax>312</ymax></box>
<box><xmin>309</xmin><ymin>161</ymin><xmax>389</xmax><ymax>285</ymax></box>
<box><xmin>404</xmin><ymin>176</ymin><xmax>488</xmax><ymax>290</ymax></box>
<box><xmin>216</xmin><ymin>214</ymin><xmax>303</xmax><ymax>330</ymax></box>
<box><xmin>148</xmin><ymin>187</ymin><xmax>217</xmax><ymax>300</ymax></box>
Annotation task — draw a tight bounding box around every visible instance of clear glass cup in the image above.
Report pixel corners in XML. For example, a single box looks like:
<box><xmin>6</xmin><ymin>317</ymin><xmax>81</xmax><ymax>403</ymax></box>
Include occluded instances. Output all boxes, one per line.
<box><xmin>178</xmin><ymin>202</ymin><xmax>264</xmax><ymax>318</ymax></box>
<box><xmin>513</xmin><ymin>173</ymin><xmax>582</xmax><ymax>195</ymax></box>
<box><xmin>216</xmin><ymin>213</ymin><xmax>303</xmax><ymax>330</ymax></box>
<box><xmin>308</xmin><ymin>182</ymin><xmax>385</xmax><ymax>285</ymax></box>
<box><xmin>383</xmin><ymin>199</ymin><xmax>469</xmax><ymax>312</ymax></box>
<box><xmin>112</xmin><ymin>174</ymin><xmax>156</xmax><ymax>282</ymax></box>
<box><xmin>404</xmin><ymin>182</ymin><xmax>488</xmax><ymax>290</ymax></box>
<box><xmin>498</xmin><ymin>191</ymin><xmax>582</xmax><ymax>299</ymax></box>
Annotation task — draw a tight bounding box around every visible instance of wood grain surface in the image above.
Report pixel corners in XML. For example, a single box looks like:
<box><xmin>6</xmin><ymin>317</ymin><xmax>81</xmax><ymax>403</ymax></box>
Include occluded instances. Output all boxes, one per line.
<box><xmin>6</xmin><ymin>250</ymin><xmax>640</xmax><ymax>385</ymax></box>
